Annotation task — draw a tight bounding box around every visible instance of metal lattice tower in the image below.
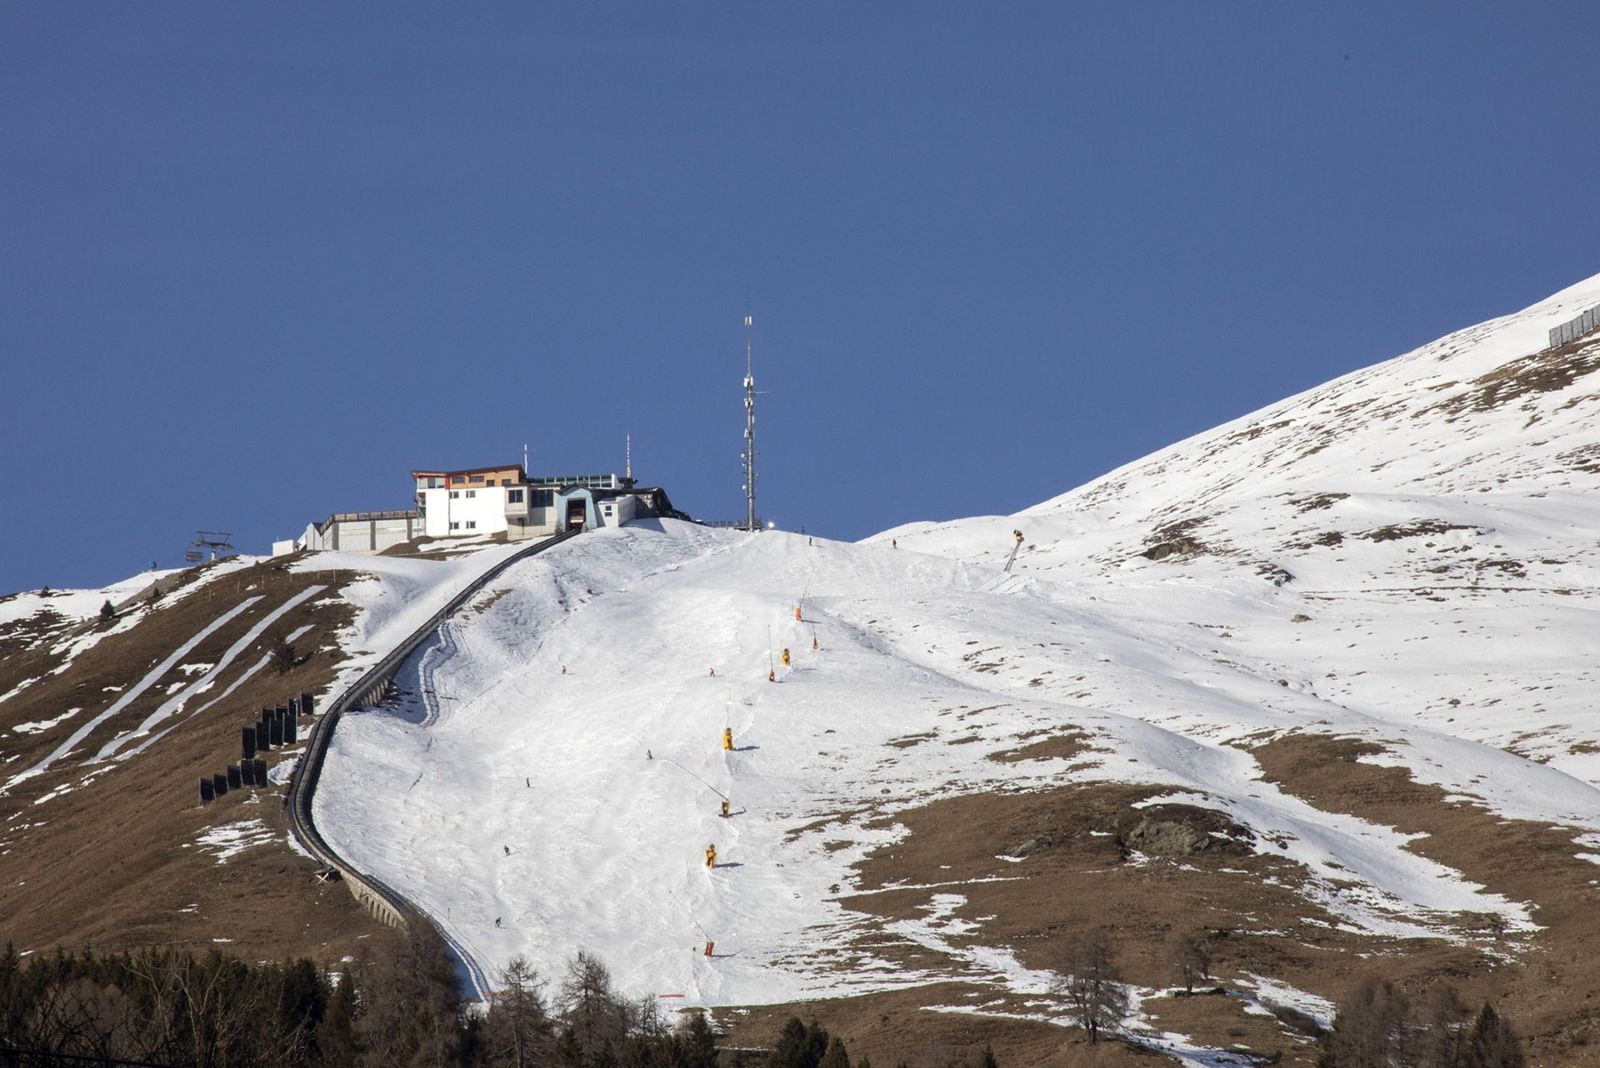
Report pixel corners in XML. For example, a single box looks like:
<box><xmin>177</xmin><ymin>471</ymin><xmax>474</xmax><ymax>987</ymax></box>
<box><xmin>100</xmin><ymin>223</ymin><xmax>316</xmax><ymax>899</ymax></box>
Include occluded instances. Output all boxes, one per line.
<box><xmin>742</xmin><ymin>315</ymin><xmax>758</xmax><ymax>531</ymax></box>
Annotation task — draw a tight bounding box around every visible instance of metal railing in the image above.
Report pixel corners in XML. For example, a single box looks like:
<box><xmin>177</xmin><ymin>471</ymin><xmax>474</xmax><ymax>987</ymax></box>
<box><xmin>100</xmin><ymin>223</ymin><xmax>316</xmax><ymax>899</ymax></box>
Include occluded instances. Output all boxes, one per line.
<box><xmin>327</xmin><ymin>509</ymin><xmax>420</xmax><ymax>522</ymax></box>
<box><xmin>286</xmin><ymin>529</ymin><xmax>580</xmax><ymax>981</ymax></box>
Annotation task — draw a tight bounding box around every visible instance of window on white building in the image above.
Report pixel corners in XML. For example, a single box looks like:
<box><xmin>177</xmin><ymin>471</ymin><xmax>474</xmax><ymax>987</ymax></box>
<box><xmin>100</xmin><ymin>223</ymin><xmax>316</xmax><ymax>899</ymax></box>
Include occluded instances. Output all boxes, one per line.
<box><xmin>449</xmin><ymin>490</ymin><xmax>460</xmax><ymax>499</ymax></box>
<box><xmin>466</xmin><ymin>521</ymin><xmax>477</xmax><ymax>530</ymax></box>
<box><xmin>449</xmin><ymin>521</ymin><xmax>460</xmax><ymax>530</ymax></box>
<box><xmin>508</xmin><ymin>489</ymin><xmax>524</xmax><ymax>503</ymax></box>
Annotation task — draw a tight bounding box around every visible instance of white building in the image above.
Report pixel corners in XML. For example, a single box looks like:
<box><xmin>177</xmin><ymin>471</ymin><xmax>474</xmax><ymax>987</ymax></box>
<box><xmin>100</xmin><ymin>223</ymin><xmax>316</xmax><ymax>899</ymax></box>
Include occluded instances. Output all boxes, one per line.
<box><xmin>275</xmin><ymin>510</ymin><xmax>424</xmax><ymax>556</ymax></box>
<box><xmin>413</xmin><ymin>466</ymin><xmax>675</xmax><ymax>541</ymax></box>
<box><xmin>273</xmin><ymin>464</ymin><xmax>680</xmax><ymax>557</ymax></box>
<box><xmin>412</xmin><ymin>465</ymin><xmax>541</xmax><ymax>539</ymax></box>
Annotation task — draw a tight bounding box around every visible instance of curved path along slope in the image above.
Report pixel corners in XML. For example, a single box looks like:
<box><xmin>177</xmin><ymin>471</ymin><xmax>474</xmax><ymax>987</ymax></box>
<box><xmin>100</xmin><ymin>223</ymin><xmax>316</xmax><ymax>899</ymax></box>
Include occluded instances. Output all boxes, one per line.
<box><xmin>286</xmin><ymin>530</ymin><xmax>576</xmax><ymax>997</ymax></box>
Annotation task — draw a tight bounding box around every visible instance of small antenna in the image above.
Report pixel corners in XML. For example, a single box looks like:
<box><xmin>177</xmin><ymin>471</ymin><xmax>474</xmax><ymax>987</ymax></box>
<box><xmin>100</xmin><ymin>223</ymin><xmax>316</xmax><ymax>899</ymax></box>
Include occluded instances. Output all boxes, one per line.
<box><xmin>626</xmin><ymin>433</ymin><xmax>633</xmax><ymax>481</ymax></box>
<box><xmin>522</xmin><ymin>443</ymin><xmax>529</xmax><ymax>477</ymax></box>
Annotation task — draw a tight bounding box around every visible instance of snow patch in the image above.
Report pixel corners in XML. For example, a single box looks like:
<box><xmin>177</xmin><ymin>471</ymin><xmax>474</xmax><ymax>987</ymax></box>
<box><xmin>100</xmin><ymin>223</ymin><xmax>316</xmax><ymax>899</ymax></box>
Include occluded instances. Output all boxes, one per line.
<box><xmin>194</xmin><ymin>819</ymin><xmax>275</xmax><ymax>864</ymax></box>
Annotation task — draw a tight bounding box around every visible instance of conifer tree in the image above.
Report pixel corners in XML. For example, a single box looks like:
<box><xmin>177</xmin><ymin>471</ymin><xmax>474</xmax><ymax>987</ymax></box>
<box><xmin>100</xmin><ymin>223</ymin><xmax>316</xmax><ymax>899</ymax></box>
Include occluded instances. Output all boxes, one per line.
<box><xmin>818</xmin><ymin>1035</ymin><xmax>851</xmax><ymax>1068</ymax></box>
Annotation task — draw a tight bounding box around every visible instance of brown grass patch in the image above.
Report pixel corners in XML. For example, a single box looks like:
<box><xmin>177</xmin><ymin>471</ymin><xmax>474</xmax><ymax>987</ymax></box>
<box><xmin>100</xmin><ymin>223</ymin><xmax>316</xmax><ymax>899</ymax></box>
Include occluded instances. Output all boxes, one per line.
<box><xmin>988</xmin><ymin>733</ymin><xmax>1092</xmax><ymax>765</ymax></box>
<box><xmin>1249</xmin><ymin>732</ymin><xmax>1600</xmax><ymax>1064</ymax></box>
<box><xmin>0</xmin><ymin>560</ymin><xmax>389</xmax><ymax>969</ymax></box>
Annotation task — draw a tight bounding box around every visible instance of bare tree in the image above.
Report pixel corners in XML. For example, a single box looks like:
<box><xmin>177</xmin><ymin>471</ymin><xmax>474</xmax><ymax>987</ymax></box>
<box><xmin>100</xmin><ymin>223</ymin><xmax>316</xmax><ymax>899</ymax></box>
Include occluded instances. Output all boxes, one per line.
<box><xmin>25</xmin><ymin>975</ymin><xmax>139</xmax><ymax>1062</ymax></box>
<box><xmin>481</xmin><ymin>956</ymin><xmax>553</xmax><ymax>1067</ymax></box>
<box><xmin>1325</xmin><ymin>975</ymin><xmax>1410</xmax><ymax>1068</ymax></box>
<box><xmin>1051</xmin><ymin>931</ymin><xmax>1129</xmax><ymax>1044</ymax></box>
<box><xmin>355</xmin><ymin>925</ymin><xmax>463</xmax><ymax>1068</ymax></box>
<box><xmin>1417</xmin><ymin>984</ymin><xmax>1468</xmax><ymax>1068</ymax></box>
<box><xmin>1170</xmin><ymin>929</ymin><xmax>1212</xmax><ymax>994</ymax></box>
<box><xmin>630</xmin><ymin>992</ymin><xmax>668</xmax><ymax>1038</ymax></box>
<box><xmin>556</xmin><ymin>949</ymin><xmax>629</xmax><ymax>1068</ymax></box>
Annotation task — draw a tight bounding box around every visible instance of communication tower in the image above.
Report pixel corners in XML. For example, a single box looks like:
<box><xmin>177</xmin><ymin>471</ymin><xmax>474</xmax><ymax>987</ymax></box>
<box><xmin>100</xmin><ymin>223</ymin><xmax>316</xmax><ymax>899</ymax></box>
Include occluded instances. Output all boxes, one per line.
<box><xmin>742</xmin><ymin>315</ymin><xmax>758</xmax><ymax>531</ymax></box>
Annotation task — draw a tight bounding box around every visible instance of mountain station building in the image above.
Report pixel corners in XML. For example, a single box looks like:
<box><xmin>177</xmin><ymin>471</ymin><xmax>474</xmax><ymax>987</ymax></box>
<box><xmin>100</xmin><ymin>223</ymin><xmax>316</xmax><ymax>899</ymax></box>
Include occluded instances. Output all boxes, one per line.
<box><xmin>274</xmin><ymin>465</ymin><xmax>683</xmax><ymax>556</ymax></box>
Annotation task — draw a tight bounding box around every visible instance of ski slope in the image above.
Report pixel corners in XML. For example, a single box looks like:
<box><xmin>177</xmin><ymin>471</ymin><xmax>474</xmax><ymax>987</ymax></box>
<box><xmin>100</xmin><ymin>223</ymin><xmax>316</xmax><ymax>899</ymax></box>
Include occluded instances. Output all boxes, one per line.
<box><xmin>312</xmin><ymin>274</ymin><xmax>1600</xmax><ymax>1027</ymax></box>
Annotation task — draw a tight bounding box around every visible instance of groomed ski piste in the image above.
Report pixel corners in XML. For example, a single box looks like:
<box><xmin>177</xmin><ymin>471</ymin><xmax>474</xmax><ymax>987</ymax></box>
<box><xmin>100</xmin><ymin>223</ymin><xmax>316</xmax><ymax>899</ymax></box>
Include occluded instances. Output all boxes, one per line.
<box><xmin>309</xmin><ymin>272</ymin><xmax>1600</xmax><ymax>1051</ymax></box>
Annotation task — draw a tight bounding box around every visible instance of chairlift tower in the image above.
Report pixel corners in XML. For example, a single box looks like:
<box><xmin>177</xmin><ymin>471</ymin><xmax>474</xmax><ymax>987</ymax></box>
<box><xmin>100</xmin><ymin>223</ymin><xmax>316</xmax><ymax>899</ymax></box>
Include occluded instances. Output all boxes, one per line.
<box><xmin>742</xmin><ymin>315</ymin><xmax>758</xmax><ymax>532</ymax></box>
<box><xmin>190</xmin><ymin>530</ymin><xmax>236</xmax><ymax>564</ymax></box>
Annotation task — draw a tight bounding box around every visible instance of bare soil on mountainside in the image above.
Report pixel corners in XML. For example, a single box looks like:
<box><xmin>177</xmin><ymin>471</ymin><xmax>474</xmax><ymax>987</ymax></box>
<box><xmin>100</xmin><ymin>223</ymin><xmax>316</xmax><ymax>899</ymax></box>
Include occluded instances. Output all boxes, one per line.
<box><xmin>0</xmin><ymin>559</ymin><xmax>392</xmax><ymax>968</ymax></box>
<box><xmin>721</xmin><ymin>731</ymin><xmax>1600</xmax><ymax>1066</ymax></box>
<box><xmin>1252</xmin><ymin>732</ymin><xmax>1600</xmax><ymax>1064</ymax></box>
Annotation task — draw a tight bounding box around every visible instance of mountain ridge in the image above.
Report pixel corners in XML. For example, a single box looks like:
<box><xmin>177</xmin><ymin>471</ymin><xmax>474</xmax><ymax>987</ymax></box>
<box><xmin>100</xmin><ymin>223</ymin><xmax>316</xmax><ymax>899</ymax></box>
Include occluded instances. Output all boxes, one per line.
<box><xmin>4</xmin><ymin>272</ymin><xmax>1600</xmax><ymax>1064</ymax></box>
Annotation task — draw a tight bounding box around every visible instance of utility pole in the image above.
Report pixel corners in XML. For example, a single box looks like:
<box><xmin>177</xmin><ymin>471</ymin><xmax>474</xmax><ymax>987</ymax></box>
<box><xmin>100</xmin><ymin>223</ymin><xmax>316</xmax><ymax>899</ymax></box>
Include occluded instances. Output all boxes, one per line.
<box><xmin>742</xmin><ymin>315</ymin><xmax>758</xmax><ymax>531</ymax></box>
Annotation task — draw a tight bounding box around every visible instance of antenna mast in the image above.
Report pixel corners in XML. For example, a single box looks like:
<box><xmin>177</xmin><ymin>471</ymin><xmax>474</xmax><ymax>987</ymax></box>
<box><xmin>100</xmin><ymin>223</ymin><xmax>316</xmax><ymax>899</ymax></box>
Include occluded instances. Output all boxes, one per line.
<box><xmin>625</xmin><ymin>432</ymin><xmax>633</xmax><ymax>481</ymax></box>
<box><xmin>742</xmin><ymin>315</ymin><xmax>758</xmax><ymax>531</ymax></box>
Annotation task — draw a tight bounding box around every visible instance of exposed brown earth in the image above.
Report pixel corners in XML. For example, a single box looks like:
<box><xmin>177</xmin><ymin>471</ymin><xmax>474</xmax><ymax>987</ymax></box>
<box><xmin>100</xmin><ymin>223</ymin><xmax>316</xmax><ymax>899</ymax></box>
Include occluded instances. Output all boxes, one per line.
<box><xmin>1251</xmin><ymin>732</ymin><xmax>1600</xmax><ymax>1065</ymax></box>
<box><xmin>722</xmin><ymin>726</ymin><xmax>1600</xmax><ymax>1066</ymax></box>
<box><xmin>0</xmin><ymin>559</ymin><xmax>393</xmax><ymax>969</ymax></box>
<box><xmin>987</xmin><ymin>732</ymin><xmax>1092</xmax><ymax>765</ymax></box>
<box><xmin>721</xmin><ymin>983</ymin><xmax>1166</xmax><ymax>1067</ymax></box>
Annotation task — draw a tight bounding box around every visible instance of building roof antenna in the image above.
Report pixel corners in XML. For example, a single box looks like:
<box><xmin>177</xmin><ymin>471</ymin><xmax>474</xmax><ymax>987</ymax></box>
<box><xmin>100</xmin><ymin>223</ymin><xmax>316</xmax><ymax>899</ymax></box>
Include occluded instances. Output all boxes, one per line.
<box><xmin>626</xmin><ymin>432</ymin><xmax>633</xmax><ymax>482</ymax></box>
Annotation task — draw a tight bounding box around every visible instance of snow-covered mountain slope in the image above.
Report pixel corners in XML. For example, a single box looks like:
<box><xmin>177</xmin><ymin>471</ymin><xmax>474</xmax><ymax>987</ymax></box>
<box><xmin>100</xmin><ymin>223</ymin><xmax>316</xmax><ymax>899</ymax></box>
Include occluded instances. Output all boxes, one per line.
<box><xmin>880</xmin><ymin>273</ymin><xmax>1600</xmax><ymax>787</ymax></box>
<box><xmin>309</xmin><ymin>276</ymin><xmax>1600</xmax><ymax>1061</ymax></box>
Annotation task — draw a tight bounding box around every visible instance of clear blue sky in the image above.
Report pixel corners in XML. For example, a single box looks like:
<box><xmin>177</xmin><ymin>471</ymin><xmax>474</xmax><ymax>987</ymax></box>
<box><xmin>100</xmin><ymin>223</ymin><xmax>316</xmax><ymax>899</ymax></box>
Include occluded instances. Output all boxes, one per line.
<box><xmin>4</xmin><ymin>3</ymin><xmax>1598</xmax><ymax>595</ymax></box>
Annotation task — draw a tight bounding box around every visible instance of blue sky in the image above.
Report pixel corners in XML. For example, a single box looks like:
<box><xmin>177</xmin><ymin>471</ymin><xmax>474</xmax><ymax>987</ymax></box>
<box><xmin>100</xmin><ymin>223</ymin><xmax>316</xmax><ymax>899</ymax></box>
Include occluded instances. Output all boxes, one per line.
<box><xmin>4</xmin><ymin>3</ymin><xmax>1598</xmax><ymax>595</ymax></box>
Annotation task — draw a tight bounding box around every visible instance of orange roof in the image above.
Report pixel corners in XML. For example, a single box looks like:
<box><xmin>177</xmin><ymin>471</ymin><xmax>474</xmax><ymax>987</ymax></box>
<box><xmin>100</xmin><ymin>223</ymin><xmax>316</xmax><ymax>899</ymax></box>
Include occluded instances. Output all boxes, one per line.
<box><xmin>411</xmin><ymin>464</ymin><xmax>521</xmax><ymax>479</ymax></box>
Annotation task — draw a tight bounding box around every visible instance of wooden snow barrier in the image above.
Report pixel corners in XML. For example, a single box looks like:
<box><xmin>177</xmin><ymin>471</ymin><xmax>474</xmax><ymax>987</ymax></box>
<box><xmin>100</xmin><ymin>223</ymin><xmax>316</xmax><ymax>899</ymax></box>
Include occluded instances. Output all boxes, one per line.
<box><xmin>286</xmin><ymin>529</ymin><xmax>579</xmax><ymax>932</ymax></box>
